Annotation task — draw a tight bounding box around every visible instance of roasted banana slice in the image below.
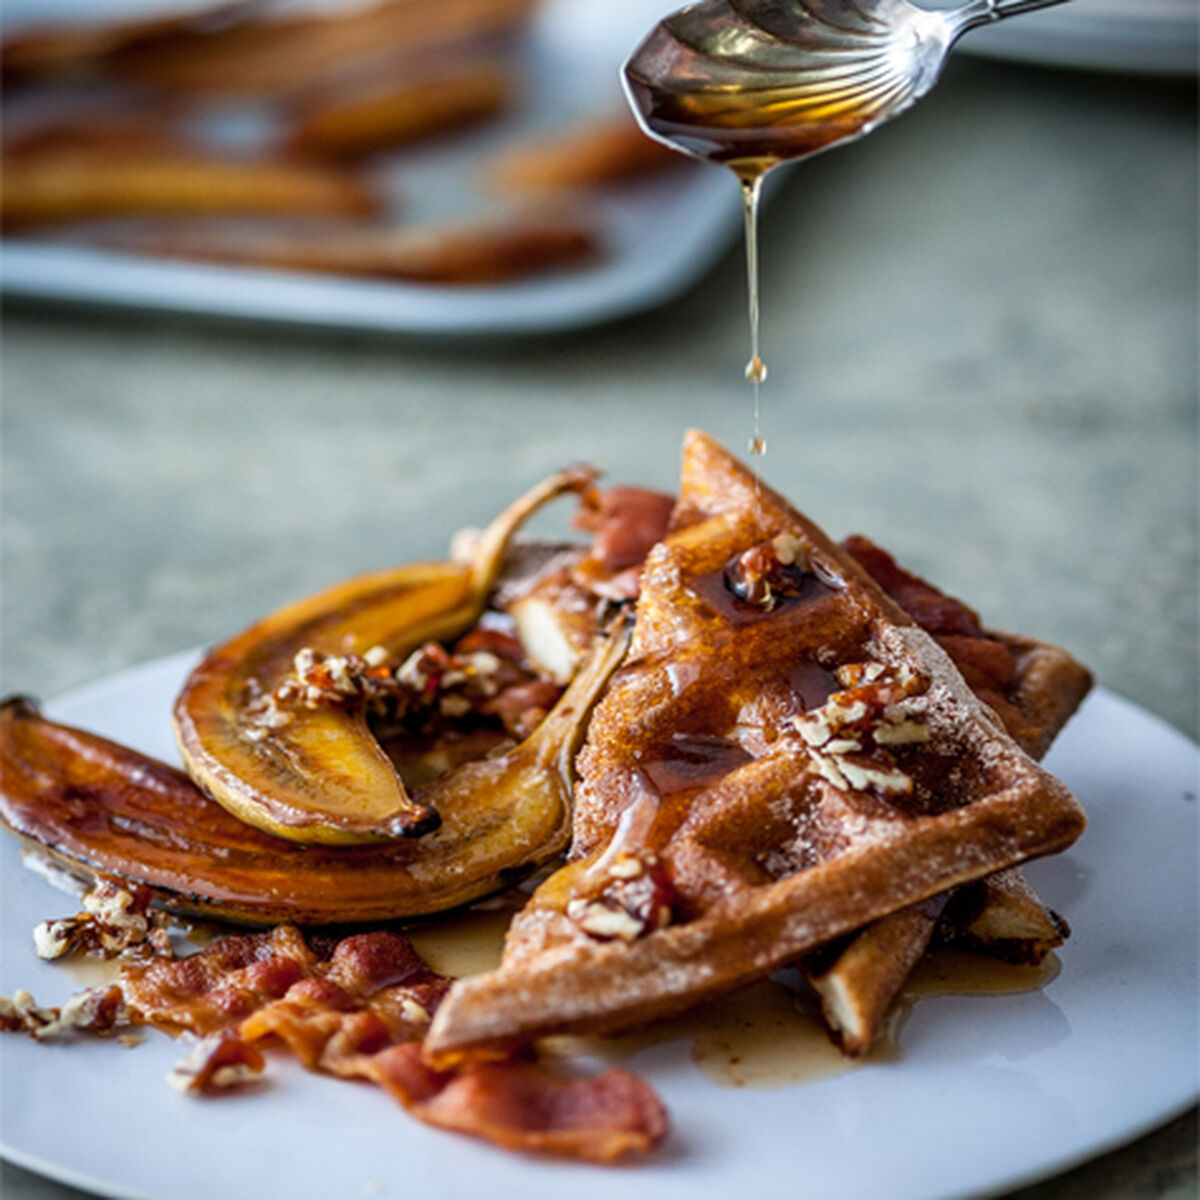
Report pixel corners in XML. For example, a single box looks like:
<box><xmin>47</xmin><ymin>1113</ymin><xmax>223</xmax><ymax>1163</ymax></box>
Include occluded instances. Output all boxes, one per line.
<box><xmin>1</xmin><ymin>620</ymin><xmax>627</xmax><ymax>923</ymax></box>
<box><xmin>175</xmin><ymin>469</ymin><xmax>593</xmax><ymax>845</ymax></box>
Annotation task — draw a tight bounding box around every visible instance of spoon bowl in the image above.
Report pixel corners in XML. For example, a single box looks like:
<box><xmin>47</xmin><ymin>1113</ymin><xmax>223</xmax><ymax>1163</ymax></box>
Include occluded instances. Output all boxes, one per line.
<box><xmin>624</xmin><ymin>0</ymin><xmax>1070</xmax><ymax>172</ymax></box>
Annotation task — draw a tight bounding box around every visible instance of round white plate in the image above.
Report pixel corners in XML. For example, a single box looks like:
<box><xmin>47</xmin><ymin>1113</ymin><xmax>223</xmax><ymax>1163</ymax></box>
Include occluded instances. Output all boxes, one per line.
<box><xmin>1</xmin><ymin>651</ymin><xmax>1197</xmax><ymax>1200</ymax></box>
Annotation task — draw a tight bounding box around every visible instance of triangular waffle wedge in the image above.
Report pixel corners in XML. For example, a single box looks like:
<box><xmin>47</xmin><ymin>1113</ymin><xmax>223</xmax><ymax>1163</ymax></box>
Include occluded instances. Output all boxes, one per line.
<box><xmin>425</xmin><ymin>432</ymin><xmax>1086</xmax><ymax>1064</ymax></box>
<box><xmin>939</xmin><ymin>867</ymin><xmax>1072</xmax><ymax>962</ymax></box>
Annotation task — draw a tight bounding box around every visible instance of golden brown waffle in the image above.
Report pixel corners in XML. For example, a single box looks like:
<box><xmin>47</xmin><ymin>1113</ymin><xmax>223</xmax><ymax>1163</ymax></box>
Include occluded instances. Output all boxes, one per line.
<box><xmin>425</xmin><ymin>432</ymin><xmax>1086</xmax><ymax>1064</ymax></box>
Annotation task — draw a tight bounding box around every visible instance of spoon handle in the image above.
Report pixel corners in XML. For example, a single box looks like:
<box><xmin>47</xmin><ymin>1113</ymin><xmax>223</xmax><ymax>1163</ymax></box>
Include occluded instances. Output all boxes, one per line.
<box><xmin>990</xmin><ymin>0</ymin><xmax>1071</xmax><ymax>13</ymax></box>
<box><xmin>950</xmin><ymin>0</ymin><xmax>1071</xmax><ymax>35</ymax></box>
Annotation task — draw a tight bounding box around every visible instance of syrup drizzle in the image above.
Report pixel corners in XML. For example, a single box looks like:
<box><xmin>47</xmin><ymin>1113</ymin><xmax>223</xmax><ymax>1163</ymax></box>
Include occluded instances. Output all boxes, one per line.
<box><xmin>57</xmin><ymin>908</ymin><xmax>1060</xmax><ymax>1092</ymax></box>
<box><xmin>742</xmin><ymin>172</ymin><xmax>768</xmax><ymax>458</ymax></box>
<box><xmin>741</xmin><ymin>171</ymin><xmax>769</xmax><ymax>524</ymax></box>
<box><xmin>545</xmin><ymin>948</ymin><xmax>1060</xmax><ymax>1092</ymax></box>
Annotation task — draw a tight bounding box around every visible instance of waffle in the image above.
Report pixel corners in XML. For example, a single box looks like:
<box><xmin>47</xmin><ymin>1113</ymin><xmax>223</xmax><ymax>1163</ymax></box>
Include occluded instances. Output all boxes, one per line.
<box><xmin>425</xmin><ymin>432</ymin><xmax>1086</xmax><ymax>1064</ymax></box>
<box><xmin>496</xmin><ymin>534</ymin><xmax>1087</xmax><ymax>1042</ymax></box>
<box><xmin>496</xmin><ymin>526</ymin><xmax>1088</xmax><ymax>1032</ymax></box>
<box><xmin>498</xmin><ymin>537</ymin><xmax>1087</xmax><ymax>1034</ymax></box>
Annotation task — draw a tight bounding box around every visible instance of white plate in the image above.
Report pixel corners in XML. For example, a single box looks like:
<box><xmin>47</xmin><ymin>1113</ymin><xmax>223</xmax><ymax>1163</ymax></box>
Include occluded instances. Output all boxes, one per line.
<box><xmin>1</xmin><ymin>650</ymin><xmax>1197</xmax><ymax>1200</ymax></box>
<box><xmin>959</xmin><ymin>0</ymin><xmax>1197</xmax><ymax>75</ymax></box>
<box><xmin>0</xmin><ymin>0</ymin><xmax>742</xmax><ymax>335</ymax></box>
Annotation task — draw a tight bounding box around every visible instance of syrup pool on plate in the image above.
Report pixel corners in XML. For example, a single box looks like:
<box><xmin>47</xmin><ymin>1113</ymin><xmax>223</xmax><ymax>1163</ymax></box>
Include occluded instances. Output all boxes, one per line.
<box><xmin>544</xmin><ymin>948</ymin><xmax>1059</xmax><ymax>1092</ymax></box>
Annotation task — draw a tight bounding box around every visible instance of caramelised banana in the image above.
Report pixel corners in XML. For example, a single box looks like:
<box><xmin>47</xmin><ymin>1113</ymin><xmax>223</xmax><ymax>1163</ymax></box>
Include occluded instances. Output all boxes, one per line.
<box><xmin>108</xmin><ymin>215</ymin><xmax>599</xmax><ymax>285</ymax></box>
<box><xmin>174</xmin><ymin>469</ymin><xmax>594</xmax><ymax>845</ymax></box>
<box><xmin>288</xmin><ymin>64</ymin><xmax>511</xmax><ymax>159</ymax></box>
<box><xmin>486</xmin><ymin>114</ymin><xmax>685</xmax><ymax>193</ymax></box>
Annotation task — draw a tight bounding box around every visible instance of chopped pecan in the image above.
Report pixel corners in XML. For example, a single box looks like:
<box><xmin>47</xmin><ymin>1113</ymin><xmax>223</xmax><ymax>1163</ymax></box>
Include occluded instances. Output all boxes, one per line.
<box><xmin>0</xmin><ymin>985</ymin><xmax>129</xmax><ymax>1040</ymax></box>
<box><xmin>793</xmin><ymin>663</ymin><xmax>931</xmax><ymax>796</ymax></box>
<box><xmin>33</xmin><ymin>882</ymin><xmax>166</xmax><ymax>961</ymax></box>
<box><xmin>567</xmin><ymin>855</ymin><xmax>676</xmax><ymax>942</ymax></box>
<box><xmin>724</xmin><ymin>534</ymin><xmax>811</xmax><ymax>609</ymax></box>
<box><xmin>167</xmin><ymin>1031</ymin><xmax>265</xmax><ymax>1093</ymax></box>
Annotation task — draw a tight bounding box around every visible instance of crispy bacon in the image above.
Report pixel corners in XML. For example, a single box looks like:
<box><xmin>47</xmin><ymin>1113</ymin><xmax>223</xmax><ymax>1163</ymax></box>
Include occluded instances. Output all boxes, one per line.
<box><xmin>932</xmin><ymin>633</ymin><xmax>1017</xmax><ymax>692</ymax></box>
<box><xmin>120</xmin><ymin>925</ymin><xmax>316</xmax><ymax>1035</ymax></box>
<box><xmin>842</xmin><ymin>536</ymin><xmax>1016</xmax><ymax>687</ymax></box>
<box><xmin>482</xmin><ymin>678</ymin><xmax>564</xmax><ymax>740</ymax></box>
<box><xmin>574</xmin><ymin>486</ymin><xmax>674</xmax><ymax>573</ymax></box>
<box><xmin>841</xmin><ymin>536</ymin><xmax>1035</xmax><ymax>749</ymax></box>
<box><xmin>841</xmin><ymin>535</ymin><xmax>987</xmax><ymax>639</ymax></box>
<box><xmin>355</xmin><ymin>1043</ymin><xmax>668</xmax><ymax>1164</ymax></box>
<box><xmin>237</xmin><ymin>930</ymin><xmax>451</xmax><ymax>1071</ymax></box>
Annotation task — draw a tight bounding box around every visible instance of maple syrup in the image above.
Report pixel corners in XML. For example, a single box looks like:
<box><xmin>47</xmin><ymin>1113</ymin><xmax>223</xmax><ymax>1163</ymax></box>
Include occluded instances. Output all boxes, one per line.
<box><xmin>691</xmin><ymin>555</ymin><xmax>836</xmax><ymax>623</ymax></box>
<box><xmin>900</xmin><ymin>945</ymin><xmax>1061</xmax><ymax>1003</ymax></box>
<box><xmin>742</xmin><ymin>175</ymin><xmax>768</xmax><ymax>466</ymax></box>
<box><xmin>544</xmin><ymin>948</ymin><xmax>1059</xmax><ymax>1092</ymax></box>
<box><xmin>405</xmin><ymin>903</ymin><xmax>517</xmax><ymax>978</ymax></box>
<box><xmin>57</xmin><ymin>953</ymin><xmax>125</xmax><ymax>991</ymax></box>
<box><xmin>544</xmin><ymin>978</ymin><xmax>858</xmax><ymax>1091</ymax></box>
<box><xmin>642</xmin><ymin>733</ymin><xmax>753</xmax><ymax>796</ymax></box>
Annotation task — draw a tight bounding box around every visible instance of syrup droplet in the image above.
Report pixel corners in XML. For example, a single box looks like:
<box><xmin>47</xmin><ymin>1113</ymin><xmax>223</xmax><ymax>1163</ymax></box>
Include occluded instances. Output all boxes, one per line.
<box><xmin>745</xmin><ymin>356</ymin><xmax>768</xmax><ymax>385</ymax></box>
<box><xmin>749</xmin><ymin>435</ymin><xmax>767</xmax><ymax>456</ymax></box>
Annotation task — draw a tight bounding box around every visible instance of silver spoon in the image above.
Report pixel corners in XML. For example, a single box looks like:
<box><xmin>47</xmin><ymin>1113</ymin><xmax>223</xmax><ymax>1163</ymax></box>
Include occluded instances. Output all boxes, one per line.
<box><xmin>623</xmin><ymin>0</ymin><xmax>1071</xmax><ymax>172</ymax></box>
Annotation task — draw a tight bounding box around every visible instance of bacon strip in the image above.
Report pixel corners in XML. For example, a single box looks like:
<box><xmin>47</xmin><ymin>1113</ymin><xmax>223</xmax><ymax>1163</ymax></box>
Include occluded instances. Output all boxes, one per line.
<box><xmin>236</xmin><ymin>931</ymin><xmax>451</xmax><ymax>1071</ymax></box>
<box><xmin>120</xmin><ymin>925</ymin><xmax>319</xmax><ymax>1036</ymax></box>
<box><xmin>570</xmin><ymin>485</ymin><xmax>675</xmax><ymax>601</ymax></box>
<box><xmin>574</xmin><ymin>486</ymin><xmax>675</xmax><ymax>574</ymax></box>
<box><xmin>354</xmin><ymin>1044</ymin><xmax>668</xmax><ymax>1164</ymax></box>
<box><xmin>841</xmin><ymin>535</ymin><xmax>1032</xmax><ymax>740</ymax></box>
<box><xmin>840</xmin><ymin>535</ymin><xmax>989</xmax><ymax>639</ymax></box>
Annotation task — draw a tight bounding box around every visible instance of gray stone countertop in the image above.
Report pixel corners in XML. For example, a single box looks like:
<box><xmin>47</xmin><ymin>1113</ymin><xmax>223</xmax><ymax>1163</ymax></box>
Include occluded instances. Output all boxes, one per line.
<box><xmin>0</xmin><ymin>54</ymin><xmax>1196</xmax><ymax>1200</ymax></box>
